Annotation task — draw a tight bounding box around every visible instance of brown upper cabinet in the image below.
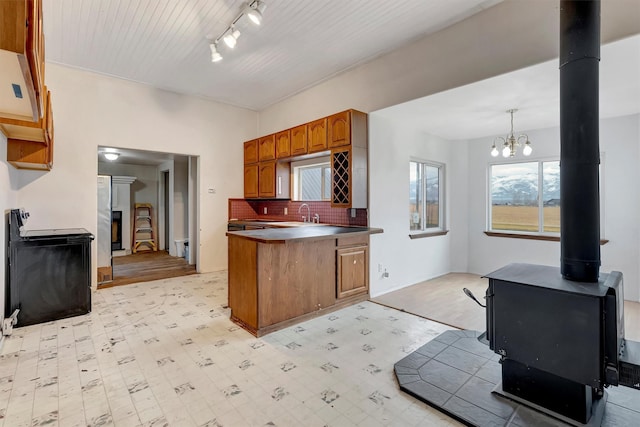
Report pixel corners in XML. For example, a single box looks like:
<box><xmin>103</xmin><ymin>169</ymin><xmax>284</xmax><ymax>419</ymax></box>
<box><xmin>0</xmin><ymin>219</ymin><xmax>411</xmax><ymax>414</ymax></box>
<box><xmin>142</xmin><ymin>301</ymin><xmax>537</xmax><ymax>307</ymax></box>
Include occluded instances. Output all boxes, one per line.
<box><xmin>242</xmin><ymin>109</ymin><xmax>367</xmax><ymax>204</ymax></box>
<box><xmin>244</xmin><ymin>139</ymin><xmax>259</xmax><ymax>164</ymax></box>
<box><xmin>275</xmin><ymin>130</ymin><xmax>291</xmax><ymax>159</ymax></box>
<box><xmin>5</xmin><ymin>88</ymin><xmax>54</xmax><ymax>171</ymax></box>
<box><xmin>258</xmin><ymin>134</ymin><xmax>276</xmax><ymax>161</ymax></box>
<box><xmin>1</xmin><ymin>0</ymin><xmax>54</xmax><ymax>170</ymax></box>
<box><xmin>257</xmin><ymin>161</ymin><xmax>290</xmax><ymax>199</ymax></box>
<box><xmin>0</xmin><ymin>0</ymin><xmax>45</xmax><ymax>122</ymax></box>
<box><xmin>244</xmin><ymin>164</ymin><xmax>259</xmax><ymax>198</ymax></box>
<box><xmin>328</xmin><ymin>110</ymin><xmax>352</xmax><ymax>148</ymax></box>
<box><xmin>290</xmin><ymin>124</ymin><xmax>307</xmax><ymax>156</ymax></box>
<box><xmin>307</xmin><ymin>118</ymin><xmax>328</xmax><ymax>153</ymax></box>
<box><xmin>330</xmin><ymin>110</ymin><xmax>368</xmax><ymax>208</ymax></box>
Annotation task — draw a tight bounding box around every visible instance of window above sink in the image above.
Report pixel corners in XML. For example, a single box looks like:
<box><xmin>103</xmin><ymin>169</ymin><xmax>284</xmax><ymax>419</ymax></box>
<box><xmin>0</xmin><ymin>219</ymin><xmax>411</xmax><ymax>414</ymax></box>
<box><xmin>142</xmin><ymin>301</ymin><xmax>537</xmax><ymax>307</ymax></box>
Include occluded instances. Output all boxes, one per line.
<box><xmin>291</xmin><ymin>156</ymin><xmax>331</xmax><ymax>201</ymax></box>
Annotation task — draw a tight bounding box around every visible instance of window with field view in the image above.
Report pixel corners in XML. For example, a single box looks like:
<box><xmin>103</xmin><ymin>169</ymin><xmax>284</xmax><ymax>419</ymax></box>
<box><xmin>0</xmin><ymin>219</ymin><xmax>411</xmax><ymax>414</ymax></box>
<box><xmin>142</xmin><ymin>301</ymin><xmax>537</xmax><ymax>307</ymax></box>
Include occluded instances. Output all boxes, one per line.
<box><xmin>410</xmin><ymin>161</ymin><xmax>444</xmax><ymax>232</ymax></box>
<box><xmin>490</xmin><ymin>161</ymin><xmax>560</xmax><ymax>233</ymax></box>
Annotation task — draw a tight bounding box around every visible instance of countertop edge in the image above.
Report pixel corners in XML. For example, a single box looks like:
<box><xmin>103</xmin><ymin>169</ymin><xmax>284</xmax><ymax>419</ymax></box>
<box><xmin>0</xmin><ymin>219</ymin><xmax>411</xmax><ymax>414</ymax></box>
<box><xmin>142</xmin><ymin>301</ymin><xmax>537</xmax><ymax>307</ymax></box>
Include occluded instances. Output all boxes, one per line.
<box><xmin>226</xmin><ymin>227</ymin><xmax>383</xmax><ymax>244</ymax></box>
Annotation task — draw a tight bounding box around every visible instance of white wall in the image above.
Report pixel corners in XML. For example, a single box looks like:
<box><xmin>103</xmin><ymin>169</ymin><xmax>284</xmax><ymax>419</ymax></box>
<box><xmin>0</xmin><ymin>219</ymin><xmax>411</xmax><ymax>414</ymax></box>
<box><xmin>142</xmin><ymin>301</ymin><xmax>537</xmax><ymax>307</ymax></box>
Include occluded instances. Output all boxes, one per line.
<box><xmin>255</xmin><ymin>0</ymin><xmax>639</xmax><ymax>300</ymax></box>
<box><xmin>15</xmin><ymin>64</ymin><xmax>257</xmax><ymax>287</ymax></box>
<box><xmin>1</xmin><ymin>132</ymin><xmax>19</xmax><ymax>329</ymax></box>
<box><xmin>174</xmin><ymin>161</ymin><xmax>189</xmax><ymax>241</ymax></box>
<box><xmin>258</xmin><ymin>0</ymin><xmax>640</xmax><ymax>134</ymax></box>
<box><xmin>98</xmin><ymin>162</ymin><xmax>159</xmax><ymax>209</ymax></box>
<box><xmin>368</xmin><ymin>114</ymin><xmax>455</xmax><ymax>297</ymax></box>
<box><xmin>461</xmin><ymin>114</ymin><xmax>640</xmax><ymax>301</ymax></box>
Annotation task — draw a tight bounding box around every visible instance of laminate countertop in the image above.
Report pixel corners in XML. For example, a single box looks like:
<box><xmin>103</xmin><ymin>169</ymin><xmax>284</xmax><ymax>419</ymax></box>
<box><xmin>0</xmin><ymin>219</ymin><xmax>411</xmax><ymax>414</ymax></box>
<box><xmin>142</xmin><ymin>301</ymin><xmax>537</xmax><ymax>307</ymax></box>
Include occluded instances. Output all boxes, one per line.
<box><xmin>226</xmin><ymin>225</ymin><xmax>383</xmax><ymax>244</ymax></box>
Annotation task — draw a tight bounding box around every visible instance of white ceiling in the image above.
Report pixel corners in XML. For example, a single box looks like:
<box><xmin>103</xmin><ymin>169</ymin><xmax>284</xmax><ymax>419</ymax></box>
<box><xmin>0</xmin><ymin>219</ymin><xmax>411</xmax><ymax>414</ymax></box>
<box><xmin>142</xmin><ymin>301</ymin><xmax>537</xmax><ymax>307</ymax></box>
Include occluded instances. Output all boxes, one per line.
<box><xmin>43</xmin><ymin>0</ymin><xmax>502</xmax><ymax>111</ymax></box>
<box><xmin>376</xmin><ymin>35</ymin><xmax>640</xmax><ymax>140</ymax></box>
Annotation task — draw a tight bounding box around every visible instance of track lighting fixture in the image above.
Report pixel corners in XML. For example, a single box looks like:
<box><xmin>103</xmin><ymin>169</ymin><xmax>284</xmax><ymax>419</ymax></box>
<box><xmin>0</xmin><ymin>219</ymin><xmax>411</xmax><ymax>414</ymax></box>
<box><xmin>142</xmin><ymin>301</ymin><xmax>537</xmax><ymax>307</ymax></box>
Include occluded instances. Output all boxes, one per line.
<box><xmin>246</xmin><ymin>1</ymin><xmax>267</xmax><ymax>25</ymax></box>
<box><xmin>207</xmin><ymin>1</ymin><xmax>266</xmax><ymax>63</ymax></box>
<box><xmin>223</xmin><ymin>27</ymin><xmax>241</xmax><ymax>49</ymax></box>
<box><xmin>210</xmin><ymin>43</ymin><xmax>223</xmax><ymax>62</ymax></box>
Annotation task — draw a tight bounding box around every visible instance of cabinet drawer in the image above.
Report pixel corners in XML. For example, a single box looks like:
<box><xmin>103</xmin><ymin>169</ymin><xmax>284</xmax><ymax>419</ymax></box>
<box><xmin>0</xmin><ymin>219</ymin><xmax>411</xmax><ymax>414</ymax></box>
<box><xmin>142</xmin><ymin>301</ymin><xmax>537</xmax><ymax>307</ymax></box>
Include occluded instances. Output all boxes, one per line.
<box><xmin>336</xmin><ymin>234</ymin><xmax>369</xmax><ymax>247</ymax></box>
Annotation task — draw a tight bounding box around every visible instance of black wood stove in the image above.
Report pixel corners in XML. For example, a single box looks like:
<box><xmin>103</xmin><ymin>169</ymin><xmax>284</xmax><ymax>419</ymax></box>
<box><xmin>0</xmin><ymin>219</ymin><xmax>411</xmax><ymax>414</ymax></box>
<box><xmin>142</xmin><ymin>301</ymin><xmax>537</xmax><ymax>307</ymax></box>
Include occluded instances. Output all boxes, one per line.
<box><xmin>484</xmin><ymin>1</ymin><xmax>639</xmax><ymax>425</ymax></box>
<box><xmin>395</xmin><ymin>1</ymin><xmax>640</xmax><ymax>426</ymax></box>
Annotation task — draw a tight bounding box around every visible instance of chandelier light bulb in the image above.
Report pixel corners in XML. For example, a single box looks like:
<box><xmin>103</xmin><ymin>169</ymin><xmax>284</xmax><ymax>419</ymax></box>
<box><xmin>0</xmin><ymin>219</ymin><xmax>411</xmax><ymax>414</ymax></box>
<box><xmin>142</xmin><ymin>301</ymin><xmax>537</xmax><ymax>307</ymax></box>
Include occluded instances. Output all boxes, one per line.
<box><xmin>490</xmin><ymin>109</ymin><xmax>532</xmax><ymax>158</ymax></box>
<box><xmin>502</xmin><ymin>145</ymin><xmax>511</xmax><ymax>158</ymax></box>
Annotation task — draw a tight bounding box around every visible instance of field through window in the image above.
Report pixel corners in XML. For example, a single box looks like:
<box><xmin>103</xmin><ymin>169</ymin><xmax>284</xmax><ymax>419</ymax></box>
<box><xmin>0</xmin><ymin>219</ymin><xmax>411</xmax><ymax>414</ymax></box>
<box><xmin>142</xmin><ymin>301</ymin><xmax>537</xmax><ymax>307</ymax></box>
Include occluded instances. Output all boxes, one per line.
<box><xmin>490</xmin><ymin>161</ymin><xmax>560</xmax><ymax>233</ymax></box>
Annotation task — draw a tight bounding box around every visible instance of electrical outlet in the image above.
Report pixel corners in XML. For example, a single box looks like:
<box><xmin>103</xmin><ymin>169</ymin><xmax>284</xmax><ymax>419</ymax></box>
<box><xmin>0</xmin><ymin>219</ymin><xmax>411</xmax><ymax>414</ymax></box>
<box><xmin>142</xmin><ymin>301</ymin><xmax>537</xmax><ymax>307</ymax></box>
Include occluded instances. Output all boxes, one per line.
<box><xmin>208</xmin><ymin>188</ymin><xmax>216</xmax><ymax>194</ymax></box>
<box><xmin>263</xmin><ymin>207</ymin><xmax>267</xmax><ymax>214</ymax></box>
<box><xmin>378</xmin><ymin>263</ymin><xmax>383</xmax><ymax>273</ymax></box>
<box><xmin>351</xmin><ymin>208</ymin><xmax>356</xmax><ymax>218</ymax></box>
<box><xmin>284</xmin><ymin>207</ymin><xmax>288</xmax><ymax>215</ymax></box>
<box><xmin>383</xmin><ymin>269</ymin><xmax>390</xmax><ymax>278</ymax></box>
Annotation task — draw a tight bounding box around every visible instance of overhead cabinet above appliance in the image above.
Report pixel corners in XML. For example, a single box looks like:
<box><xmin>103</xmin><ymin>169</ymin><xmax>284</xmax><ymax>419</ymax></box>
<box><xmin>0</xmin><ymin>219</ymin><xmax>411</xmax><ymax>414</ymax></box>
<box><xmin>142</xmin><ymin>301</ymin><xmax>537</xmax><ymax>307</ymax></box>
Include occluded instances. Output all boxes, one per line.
<box><xmin>0</xmin><ymin>0</ymin><xmax>54</xmax><ymax>171</ymax></box>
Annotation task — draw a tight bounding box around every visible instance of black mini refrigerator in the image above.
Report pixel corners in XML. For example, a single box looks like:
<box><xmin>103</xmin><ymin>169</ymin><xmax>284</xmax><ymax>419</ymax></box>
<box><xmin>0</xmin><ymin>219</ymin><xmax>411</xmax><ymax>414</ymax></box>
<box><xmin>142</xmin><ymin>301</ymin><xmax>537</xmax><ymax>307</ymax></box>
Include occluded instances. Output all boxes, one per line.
<box><xmin>6</xmin><ymin>209</ymin><xmax>94</xmax><ymax>327</ymax></box>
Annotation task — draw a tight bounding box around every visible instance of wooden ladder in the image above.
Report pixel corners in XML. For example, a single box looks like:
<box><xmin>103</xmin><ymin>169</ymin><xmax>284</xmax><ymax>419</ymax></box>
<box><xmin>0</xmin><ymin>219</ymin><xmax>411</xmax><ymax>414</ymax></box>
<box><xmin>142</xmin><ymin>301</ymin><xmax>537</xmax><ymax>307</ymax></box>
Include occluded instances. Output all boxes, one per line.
<box><xmin>132</xmin><ymin>203</ymin><xmax>158</xmax><ymax>253</ymax></box>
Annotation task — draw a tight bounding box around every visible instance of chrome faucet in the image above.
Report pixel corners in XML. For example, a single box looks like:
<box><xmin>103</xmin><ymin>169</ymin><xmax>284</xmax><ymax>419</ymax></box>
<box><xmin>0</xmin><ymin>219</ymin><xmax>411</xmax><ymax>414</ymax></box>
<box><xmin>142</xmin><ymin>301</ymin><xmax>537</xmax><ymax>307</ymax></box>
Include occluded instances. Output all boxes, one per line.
<box><xmin>313</xmin><ymin>213</ymin><xmax>320</xmax><ymax>223</ymax></box>
<box><xmin>298</xmin><ymin>203</ymin><xmax>311</xmax><ymax>222</ymax></box>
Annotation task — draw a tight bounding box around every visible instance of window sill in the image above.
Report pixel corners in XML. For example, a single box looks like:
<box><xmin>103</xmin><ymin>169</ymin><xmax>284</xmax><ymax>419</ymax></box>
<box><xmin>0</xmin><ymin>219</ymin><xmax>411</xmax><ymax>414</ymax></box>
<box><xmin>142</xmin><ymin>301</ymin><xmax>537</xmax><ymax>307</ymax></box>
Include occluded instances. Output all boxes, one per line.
<box><xmin>409</xmin><ymin>230</ymin><xmax>449</xmax><ymax>239</ymax></box>
<box><xmin>484</xmin><ymin>231</ymin><xmax>609</xmax><ymax>245</ymax></box>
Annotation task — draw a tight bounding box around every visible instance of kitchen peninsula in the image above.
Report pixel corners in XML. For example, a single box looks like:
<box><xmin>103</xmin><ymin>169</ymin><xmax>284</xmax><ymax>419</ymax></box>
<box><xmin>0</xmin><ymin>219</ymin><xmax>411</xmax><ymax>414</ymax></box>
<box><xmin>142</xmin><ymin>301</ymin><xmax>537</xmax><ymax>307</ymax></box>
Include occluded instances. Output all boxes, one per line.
<box><xmin>227</xmin><ymin>224</ymin><xmax>382</xmax><ymax>336</ymax></box>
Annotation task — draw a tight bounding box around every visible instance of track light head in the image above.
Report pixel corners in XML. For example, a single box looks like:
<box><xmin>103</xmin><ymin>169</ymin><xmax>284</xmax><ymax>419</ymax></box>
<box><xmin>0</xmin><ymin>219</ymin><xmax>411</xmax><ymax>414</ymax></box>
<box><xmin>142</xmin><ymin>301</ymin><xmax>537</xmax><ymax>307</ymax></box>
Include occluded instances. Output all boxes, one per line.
<box><xmin>210</xmin><ymin>43</ymin><xmax>223</xmax><ymax>62</ymax></box>
<box><xmin>246</xmin><ymin>1</ymin><xmax>267</xmax><ymax>25</ymax></box>
<box><xmin>223</xmin><ymin>27</ymin><xmax>241</xmax><ymax>48</ymax></box>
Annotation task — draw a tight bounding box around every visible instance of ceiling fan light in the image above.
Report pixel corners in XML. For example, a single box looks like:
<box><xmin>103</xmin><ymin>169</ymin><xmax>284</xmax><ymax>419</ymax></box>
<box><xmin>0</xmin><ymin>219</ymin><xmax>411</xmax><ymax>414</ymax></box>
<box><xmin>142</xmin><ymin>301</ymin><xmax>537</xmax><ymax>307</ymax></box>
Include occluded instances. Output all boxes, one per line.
<box><xmin>104</xmin><ymin>152</ymin><xmax>120</xmax><ymax>161</ymax></box>
<box><xmin>224</xmin><ymin>28</ymin><xmax>241</xmax><ymax>48</ymax></box>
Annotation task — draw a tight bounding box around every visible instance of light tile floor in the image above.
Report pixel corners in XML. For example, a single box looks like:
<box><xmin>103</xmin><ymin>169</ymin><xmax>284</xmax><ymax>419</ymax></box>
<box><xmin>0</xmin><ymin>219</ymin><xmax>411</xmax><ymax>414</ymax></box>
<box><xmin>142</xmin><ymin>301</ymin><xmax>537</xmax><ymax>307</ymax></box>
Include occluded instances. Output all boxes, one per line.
<box><xmin>0</xmin><ymin>272</ymin><xmax>461</xmax><ymax>427</ymax></box>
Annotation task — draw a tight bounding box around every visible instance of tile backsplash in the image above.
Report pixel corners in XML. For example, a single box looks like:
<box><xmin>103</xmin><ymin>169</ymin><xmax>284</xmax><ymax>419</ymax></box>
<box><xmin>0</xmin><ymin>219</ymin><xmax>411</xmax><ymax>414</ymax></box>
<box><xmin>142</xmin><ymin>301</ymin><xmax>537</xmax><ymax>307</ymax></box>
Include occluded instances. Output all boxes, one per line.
<box><xmin>228</xmin><ymin>199</ymin><xmax>368</xmax><ymax>227</ymax></box>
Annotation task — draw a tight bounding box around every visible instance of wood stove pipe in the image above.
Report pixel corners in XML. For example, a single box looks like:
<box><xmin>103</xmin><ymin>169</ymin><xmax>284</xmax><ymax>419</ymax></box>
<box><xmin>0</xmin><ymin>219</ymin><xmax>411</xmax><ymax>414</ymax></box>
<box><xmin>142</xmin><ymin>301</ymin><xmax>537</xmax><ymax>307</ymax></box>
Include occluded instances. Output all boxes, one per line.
<box><xmin>560</xmin><ymin>0</ymin><xmax>601</xmax><ymax>282</ymax></box>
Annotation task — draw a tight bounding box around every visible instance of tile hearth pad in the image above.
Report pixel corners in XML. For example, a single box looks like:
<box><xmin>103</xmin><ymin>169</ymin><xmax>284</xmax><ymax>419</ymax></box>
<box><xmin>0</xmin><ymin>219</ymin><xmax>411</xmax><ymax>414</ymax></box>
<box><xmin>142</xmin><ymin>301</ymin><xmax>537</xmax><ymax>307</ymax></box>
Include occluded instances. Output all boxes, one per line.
<box><xmin>394</xmin><ymin>330</ymin><xmax>640</xmax><ymax>427</ymax></box>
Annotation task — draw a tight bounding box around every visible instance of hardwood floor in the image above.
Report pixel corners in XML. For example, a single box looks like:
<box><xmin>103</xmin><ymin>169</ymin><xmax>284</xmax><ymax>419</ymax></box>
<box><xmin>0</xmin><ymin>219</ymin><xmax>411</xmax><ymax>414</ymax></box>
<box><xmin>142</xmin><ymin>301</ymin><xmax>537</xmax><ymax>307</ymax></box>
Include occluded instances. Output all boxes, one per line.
<box><xmin>372</xmin><ymin>273</ymin><xmax>488</xmax><ymax>331</ymax></box>
<box><xmin>372</xmin><ymin>273</ymin><xmax>640</xmax><ymax>341</ymax></box>
<box><xmin>98</xmin><ymin>250</ymin><xmax>197</xmax><ymax>289</ymax></box>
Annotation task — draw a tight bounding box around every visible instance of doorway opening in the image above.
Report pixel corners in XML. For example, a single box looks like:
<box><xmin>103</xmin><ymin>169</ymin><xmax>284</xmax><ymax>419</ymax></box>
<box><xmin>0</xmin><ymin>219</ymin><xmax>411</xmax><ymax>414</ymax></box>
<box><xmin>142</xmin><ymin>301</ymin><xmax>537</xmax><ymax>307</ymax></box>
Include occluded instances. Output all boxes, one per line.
<box><xmin>97</xmin><ymin>147</ymin><xmax>199</xmax><ymax>288</ymax></box>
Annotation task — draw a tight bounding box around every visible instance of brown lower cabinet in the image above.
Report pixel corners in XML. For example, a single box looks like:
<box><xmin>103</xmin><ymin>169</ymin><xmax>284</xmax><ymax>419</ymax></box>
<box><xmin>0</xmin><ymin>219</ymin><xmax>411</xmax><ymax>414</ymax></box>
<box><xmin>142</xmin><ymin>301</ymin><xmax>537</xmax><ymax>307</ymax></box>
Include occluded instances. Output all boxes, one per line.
<box><xmin>337</xmin><ymin>245</ymin><xmax>369</xmax><ymax>298</ymax></box>
<box><xmin>228</xmin><ymin>233</ymin><xmax>370</xmax><ymax>337</ymax></box>
<box><xmin>336</xmin><ymin>234</ymin><xmax>369</xmax><ymax>298</ymax></box>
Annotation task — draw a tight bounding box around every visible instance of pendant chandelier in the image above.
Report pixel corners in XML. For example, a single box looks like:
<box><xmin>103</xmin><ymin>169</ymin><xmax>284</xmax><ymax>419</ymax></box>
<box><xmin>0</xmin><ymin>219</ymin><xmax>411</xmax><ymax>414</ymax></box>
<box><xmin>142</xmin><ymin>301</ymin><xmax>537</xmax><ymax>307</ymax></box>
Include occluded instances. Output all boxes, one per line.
<box><xmin>490</xmin><ymin>109</ymin><xmax>532</xmax><ymax>157</ymax></box>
